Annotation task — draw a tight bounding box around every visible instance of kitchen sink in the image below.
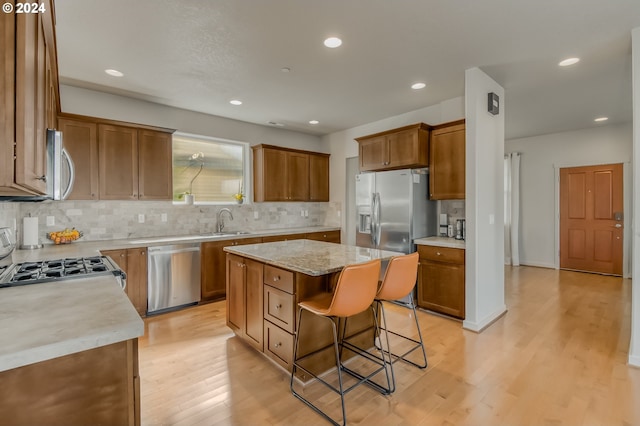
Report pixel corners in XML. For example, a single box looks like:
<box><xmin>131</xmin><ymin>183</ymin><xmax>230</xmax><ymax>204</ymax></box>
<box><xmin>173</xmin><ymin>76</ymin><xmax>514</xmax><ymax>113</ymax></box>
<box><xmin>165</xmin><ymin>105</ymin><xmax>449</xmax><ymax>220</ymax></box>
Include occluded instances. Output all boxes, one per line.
<box><xmin>201</xmin><ymin>231</ymin><xmax>253</xmax><ymax>237</ymax></box>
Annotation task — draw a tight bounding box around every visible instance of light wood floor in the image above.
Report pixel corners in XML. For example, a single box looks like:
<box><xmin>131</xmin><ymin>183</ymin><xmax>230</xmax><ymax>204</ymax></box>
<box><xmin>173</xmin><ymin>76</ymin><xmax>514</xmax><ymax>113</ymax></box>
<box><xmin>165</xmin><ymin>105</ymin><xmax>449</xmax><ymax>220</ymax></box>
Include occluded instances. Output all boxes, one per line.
<box><xmin>138</xmin><ymin>266</ymin><xmax>640</xmax><ymax>425</ymax></box>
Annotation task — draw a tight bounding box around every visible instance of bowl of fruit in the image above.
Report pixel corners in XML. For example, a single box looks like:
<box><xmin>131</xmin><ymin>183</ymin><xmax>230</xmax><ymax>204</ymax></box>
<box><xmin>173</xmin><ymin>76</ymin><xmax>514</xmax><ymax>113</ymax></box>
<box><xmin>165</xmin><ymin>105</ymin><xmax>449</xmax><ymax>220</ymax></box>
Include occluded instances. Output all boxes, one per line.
<box><xmin>47</xmin><ymin>228</ymin><xmax>83</xmax><ymax>245</ymax></box>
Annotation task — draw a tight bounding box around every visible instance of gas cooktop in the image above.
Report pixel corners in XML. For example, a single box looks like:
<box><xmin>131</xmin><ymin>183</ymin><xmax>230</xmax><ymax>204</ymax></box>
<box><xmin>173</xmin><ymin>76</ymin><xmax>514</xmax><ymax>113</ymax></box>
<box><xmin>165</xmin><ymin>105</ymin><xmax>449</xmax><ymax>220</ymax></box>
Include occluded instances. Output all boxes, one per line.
<box><xmin>0</xmin><ymin>256</ymin><xmax>126</xmax><ymax>288</ymax></box>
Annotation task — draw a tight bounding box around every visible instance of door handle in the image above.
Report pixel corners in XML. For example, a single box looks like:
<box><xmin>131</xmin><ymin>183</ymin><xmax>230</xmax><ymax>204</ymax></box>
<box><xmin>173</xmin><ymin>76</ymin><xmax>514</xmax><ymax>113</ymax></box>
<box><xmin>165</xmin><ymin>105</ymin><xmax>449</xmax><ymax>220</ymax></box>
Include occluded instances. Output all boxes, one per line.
<box><xmin>613</xmin><ymin>224</ymin><xmax>622</xmax><ymax>228</ymax></box>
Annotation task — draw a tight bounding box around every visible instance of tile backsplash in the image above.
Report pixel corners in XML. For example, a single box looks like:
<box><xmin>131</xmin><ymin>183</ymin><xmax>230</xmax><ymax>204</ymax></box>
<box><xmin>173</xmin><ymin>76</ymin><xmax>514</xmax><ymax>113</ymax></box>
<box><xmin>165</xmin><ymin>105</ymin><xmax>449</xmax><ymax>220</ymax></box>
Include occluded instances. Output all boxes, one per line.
<box><xmin>1</xmin><ymin>200</ymin><xmax>341</xmax><ymax>246</ymax></box>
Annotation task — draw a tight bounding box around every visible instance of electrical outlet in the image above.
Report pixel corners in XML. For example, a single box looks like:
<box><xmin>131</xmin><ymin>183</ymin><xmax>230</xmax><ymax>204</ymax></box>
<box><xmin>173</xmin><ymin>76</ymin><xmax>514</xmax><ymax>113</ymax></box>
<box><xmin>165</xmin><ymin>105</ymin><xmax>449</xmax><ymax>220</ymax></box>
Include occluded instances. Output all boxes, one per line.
<box><xmin>254</xmin><ymin>211</ymin><xmax>259</xmax><ymax>219</ymax></box>
<box><xmin>138</xmin><ymin>214</ymin><xmax>145</xmax><ymax>223</ymax></box>
<box><xmin>304</xmin><ymin>210</ymin><xmax>309</xmax><ymax>217</ymax></box>
<box><xmin>161</xmin><ymin>213</ymin><xmax>167</xmax><ymax>222</ymax></box>
<box><xmin>300</xmin><ymin>210</ymin><xmax>305</xmax><ymax>217</ymax></box>
<box><xmin>46</xmin><ymin>216</ymin><xmax>55</xmax><ymax>226</ymax></box>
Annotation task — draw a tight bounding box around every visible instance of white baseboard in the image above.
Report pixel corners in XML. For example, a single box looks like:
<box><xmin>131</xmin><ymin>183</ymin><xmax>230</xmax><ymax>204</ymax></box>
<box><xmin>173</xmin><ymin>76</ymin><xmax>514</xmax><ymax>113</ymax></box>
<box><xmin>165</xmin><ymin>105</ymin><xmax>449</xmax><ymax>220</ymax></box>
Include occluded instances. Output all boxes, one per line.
<box><xmin>462</xmin><ymin>305</ymin><xmax>507</xmax><ymax>333</ymax></box>
<box><xmin>518</xmin><ymin>261</ymin><xmax>556</xmax><ymax>269</ymax></box>
<box><xmin>629</xmin><ymin>353</ymin><xmax>640</xmax><ymax>368</ymax></box>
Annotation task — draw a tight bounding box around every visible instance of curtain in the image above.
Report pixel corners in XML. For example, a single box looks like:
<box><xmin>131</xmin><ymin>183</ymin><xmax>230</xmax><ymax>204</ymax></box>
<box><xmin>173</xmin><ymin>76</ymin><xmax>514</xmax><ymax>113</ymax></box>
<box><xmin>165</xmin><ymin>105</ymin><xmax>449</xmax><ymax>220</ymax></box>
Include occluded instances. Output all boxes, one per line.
<box><xmin>504</xmin><ymin>152</ymin><xmax>520</xmax><ymax>266</ymax></box>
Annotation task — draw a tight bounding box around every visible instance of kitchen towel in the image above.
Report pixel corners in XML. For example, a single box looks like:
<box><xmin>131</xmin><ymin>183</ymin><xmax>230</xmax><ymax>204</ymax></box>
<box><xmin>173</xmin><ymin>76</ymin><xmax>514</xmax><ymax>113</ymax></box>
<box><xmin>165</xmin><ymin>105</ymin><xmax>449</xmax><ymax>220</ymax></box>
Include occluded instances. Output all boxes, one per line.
<box><xmin>23</xmin><ymin>217</ymin><xmax>39</xmax><ymax>247</ymax></box>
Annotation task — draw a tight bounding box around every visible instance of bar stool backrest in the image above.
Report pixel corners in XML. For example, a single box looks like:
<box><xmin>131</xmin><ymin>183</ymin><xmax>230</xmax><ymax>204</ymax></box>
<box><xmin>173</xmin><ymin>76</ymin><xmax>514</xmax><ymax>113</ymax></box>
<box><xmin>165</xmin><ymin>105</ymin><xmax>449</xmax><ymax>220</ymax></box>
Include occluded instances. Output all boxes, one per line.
<box><xmin>326</xmin><ymin>259</ymin><xmax>381</xmax><ymax>317</ymax></box>
<box><xmin>376</xmin><ymin>252</ymin><xmax>419</xmax><ymax>301</ymax></box>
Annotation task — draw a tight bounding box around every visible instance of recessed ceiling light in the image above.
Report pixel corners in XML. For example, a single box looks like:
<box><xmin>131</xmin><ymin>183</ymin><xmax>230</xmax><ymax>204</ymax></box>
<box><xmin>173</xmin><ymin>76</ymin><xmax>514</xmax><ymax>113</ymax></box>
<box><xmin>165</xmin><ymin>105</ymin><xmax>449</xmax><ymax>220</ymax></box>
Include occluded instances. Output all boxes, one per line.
<box><xmin>281</xmin><ymin>67</ymin><xmax>291</xmax><ymax>73</ymax></box>
<box><xmin>104</xmin><ymin>69</ymin><xmax>124</xmax><ymax>77</ymax></box>
<box><xmin>411</xmin><ymin>82</ymin><xmax>426</xmax><ymax>90</ymax></box>
<box><xmin>558</xmin><ymin>57</ymin><xmax>580</xmax><ymax>67</ymax></box>
<box><xmin>324</xmin><ymin>37</ymin><xmax>342</xmax><ymax>48</ymax></box>
<box><xmin>594</xmin><ymin>117</ymin><xmax>608</xmax><ymax>122</ymax></box>
<box><xmin>309</xmin><ymin>120</ymin><xmax>319</xmax><ymax>125</ymax></box>
<box><xmin>229</xmin><ymin>100</ymin><xmax>242</xmax><ymax>106</ymax></box>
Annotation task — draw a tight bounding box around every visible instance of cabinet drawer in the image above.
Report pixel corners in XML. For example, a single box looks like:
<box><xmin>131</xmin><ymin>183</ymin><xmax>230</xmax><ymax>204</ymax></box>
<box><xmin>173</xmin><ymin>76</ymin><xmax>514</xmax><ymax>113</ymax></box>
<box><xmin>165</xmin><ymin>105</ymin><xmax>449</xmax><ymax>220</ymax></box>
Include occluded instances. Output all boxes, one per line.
<box><xmin>305</xmin><ymin>230</ymin><xmax>341</xmax><ymax>243</ymax></box>
<box><xmin>418</xmin><ymin>245</ymin><xmax>465</xmax><ymax>264</ymax></box>
<box><xmin>264</xmin><ymin>320</ymin><xmax>294</xmax><ymax>371</ymax></box>
<box><xmin>264</xmin><ymin>265</ymin><xmax>294</xmax><ymax>293</ymax></box>
<box><xmin>264</xmin><ymin>285</ymin><xmax>296</xmax><ymax>333</ymax></box>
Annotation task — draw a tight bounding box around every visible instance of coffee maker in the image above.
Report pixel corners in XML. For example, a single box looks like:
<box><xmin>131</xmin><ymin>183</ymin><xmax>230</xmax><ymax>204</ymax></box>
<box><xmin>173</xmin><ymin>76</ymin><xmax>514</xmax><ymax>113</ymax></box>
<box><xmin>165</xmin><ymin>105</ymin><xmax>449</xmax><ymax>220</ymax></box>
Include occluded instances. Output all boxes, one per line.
<box><xmin>455</xmin><ymin>219</ymin><xmax>466</xmax><ymax>240</ymax></box>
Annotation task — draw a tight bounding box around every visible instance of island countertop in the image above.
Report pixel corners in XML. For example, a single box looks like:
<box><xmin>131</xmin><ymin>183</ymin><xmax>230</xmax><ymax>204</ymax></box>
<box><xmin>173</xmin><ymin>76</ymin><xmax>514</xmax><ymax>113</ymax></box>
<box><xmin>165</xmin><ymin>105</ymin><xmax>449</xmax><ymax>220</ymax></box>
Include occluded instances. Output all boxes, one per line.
<box><xmin>223</xmin><ymin>239</ymin><xmax>402</xmax><ymax>276</ymax></box>
<box><xmin>0</xmin><ymin>275</ymin><xmax>143</xmax><ymax>372</ymax></box>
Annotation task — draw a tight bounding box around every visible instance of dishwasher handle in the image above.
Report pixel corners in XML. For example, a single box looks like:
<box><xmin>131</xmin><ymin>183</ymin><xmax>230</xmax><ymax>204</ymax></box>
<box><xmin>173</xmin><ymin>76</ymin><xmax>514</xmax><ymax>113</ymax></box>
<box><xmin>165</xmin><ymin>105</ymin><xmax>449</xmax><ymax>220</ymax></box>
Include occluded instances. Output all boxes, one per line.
<box><xmin>147</xmin><ymin>245</ymin><xmax>201</xmax><ymax>256</ymax></box>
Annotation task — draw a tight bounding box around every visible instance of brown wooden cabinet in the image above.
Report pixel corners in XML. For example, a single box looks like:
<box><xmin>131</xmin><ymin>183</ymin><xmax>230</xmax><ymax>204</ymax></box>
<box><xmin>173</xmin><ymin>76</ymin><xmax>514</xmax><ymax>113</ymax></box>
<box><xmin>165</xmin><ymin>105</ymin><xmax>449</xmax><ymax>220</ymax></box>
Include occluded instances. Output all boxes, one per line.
<box><xmin>58</xmin><ymin>114</ymin><xmax>174</xmax><ymax>201</ymax></box>
<box><xmin>0</xmin><ymin>339</ymin><xmax>140</xmax><ymax>425</ymax></box>
<box><xmin>429</xmin><ymin>120</ymin><xmax>465</xmax><ymax>200</ymax></box>
<box><xmin>98</xmin><ymin>124</ymin><xmax>139</xmax><ymax>200</ymax></box>
<box><xmin>102</xmin><ymin>248</ymin><xmax>148</xmax><ymax>317</ymax></box>
<box><xmin>58</xmin><ymin>118</ymin><xmax>99</xmax><ymax>200</ymax></box>
<box><xmin>201</xmin><ymin>237</ymin><xmax>262</xmax><ymax>302</ymax></box>
<box><xmin>138</xmin><ymin>129</ymin><xmax>173</xmax><ymax>200</ymax></box>
<box><xmin>0</xmin><ymin>0</ymin><xmax>59</xmax><ymax>197</ymax></box>
<box><xmin>417</xmin><ymin>245</ymin><xmax>465</xmax><ymax>319</ymax></box>
<box><xmin>226</xmin><ymin>253</ymin><xmax>263</xmax><ymax>351</ymax></box>
<box><xmin>309</xmin><ymin>153</ymin><xmax>330</xmax><ymax>201</ymax></box>
<box><xmin>305</xmin><ymin>230</ymin><xmax>341</xmax><ymax>243</ymax></box>
<box><xmin>252</xmin><ymin>144</ymin><xmax>329</xmax><ymax>202</ymax></box>
<box><xmin>356</xmin><ymin>123</ymin><xmax>430</xmax><ymax>172</ymax></box>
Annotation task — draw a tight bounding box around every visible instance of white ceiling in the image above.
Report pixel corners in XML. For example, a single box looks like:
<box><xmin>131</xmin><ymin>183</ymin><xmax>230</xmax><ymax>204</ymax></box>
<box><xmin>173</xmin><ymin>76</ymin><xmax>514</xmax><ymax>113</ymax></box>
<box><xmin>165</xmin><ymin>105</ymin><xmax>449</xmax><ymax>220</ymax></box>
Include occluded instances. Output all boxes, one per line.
<box><xmin>54</xmin><ymin>0</ymin><xmax>640</xmax><ymax>140</ymax></box>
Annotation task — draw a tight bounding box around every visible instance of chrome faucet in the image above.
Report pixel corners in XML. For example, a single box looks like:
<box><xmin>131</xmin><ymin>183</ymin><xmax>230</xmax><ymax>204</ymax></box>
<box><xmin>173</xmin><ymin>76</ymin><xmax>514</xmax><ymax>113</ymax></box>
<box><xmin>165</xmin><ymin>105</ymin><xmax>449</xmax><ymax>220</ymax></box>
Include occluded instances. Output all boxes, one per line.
<box><xmin>216</xmin><ymin>208</ymin><xmax>234</xmax><ymax>233</ymax></box>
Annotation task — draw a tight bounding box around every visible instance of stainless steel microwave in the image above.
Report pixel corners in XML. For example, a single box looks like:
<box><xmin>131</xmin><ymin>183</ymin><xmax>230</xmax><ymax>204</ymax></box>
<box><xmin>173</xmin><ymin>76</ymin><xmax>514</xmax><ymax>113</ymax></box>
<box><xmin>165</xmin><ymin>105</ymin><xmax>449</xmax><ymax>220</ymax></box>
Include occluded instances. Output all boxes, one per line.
<box><xmin>0</xmin><ymin>129</ymin><xmax>75</xmax><ymax>201</ymax></box>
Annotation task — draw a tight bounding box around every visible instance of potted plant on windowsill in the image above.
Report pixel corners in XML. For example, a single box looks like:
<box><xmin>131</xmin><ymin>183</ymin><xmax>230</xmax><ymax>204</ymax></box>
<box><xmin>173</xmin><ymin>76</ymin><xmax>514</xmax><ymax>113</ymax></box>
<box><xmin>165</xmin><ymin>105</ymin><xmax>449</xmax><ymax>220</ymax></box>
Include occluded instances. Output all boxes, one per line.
<box><xmin>182</xmin><ymin>152</ymin><xmax>204</xmax><ymax>204</ymax></box>
<box><xmin>233</xmin><ymin>181</ymin><xmax>244</xmax><ymax>204</ymax></box>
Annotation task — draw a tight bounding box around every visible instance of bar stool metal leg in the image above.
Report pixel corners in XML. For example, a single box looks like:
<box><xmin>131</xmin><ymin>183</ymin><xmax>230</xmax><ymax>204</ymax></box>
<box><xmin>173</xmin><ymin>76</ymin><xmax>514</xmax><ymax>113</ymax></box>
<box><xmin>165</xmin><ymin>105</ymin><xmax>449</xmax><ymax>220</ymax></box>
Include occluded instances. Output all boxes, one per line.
<box><xmin>377</xmin><ymin>298</ymin><xmax>428</xmax><ymax>369</ymax></box>
<box><xmin>340</xmin><ymin>302</ymin><xmax>396</xmax><ymax>394</ymax></box>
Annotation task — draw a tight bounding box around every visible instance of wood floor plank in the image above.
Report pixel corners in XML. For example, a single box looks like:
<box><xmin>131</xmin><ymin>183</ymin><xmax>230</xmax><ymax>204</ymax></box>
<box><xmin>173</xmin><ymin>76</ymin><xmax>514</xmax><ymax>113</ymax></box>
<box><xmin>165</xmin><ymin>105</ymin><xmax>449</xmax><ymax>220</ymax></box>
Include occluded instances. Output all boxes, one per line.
<box><xmin>139</xmin><ymin>266</ymin><xmax>640</xmax><ymax>425</ymax></box>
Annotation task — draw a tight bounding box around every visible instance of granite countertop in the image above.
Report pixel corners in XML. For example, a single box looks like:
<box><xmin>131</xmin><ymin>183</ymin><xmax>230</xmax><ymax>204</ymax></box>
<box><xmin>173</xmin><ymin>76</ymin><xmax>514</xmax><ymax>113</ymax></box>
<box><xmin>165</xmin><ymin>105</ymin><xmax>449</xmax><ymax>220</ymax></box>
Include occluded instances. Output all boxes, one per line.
<box><xmin>9</xmin><ymin>226</ymin><xmax>341</xmax><ymax>263</ymax></box>
<box><xmin>224</xmin><ymin>239</ymin><xmax>402</xmax><ymax>276</ymax></box>
<box><xmin>414</xmin><ymin>236</ymin><xmax>466</xmax><ymax>249</ymax></box>
<box><xmin>1</xmin><ymin>225</ymin><xmax>338</xmax><ymax>372</ymax></box>
<box><xmin>0</xmin><ymin>275</ymin><xmax>143</xmax><ymax>372</ymax></box>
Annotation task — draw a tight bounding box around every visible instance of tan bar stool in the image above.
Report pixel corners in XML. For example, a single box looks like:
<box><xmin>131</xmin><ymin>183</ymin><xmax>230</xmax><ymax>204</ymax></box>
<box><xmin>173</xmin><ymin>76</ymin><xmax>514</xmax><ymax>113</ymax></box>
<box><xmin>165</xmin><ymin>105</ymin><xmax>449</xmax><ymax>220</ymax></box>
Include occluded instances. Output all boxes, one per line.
<box><xmin>290</xmin><ymin>258</ymin><xmax>390</xmax><ymax>426</ymax></box>
<box><xmin>341</xmin><ymin>252</ymin><xmax>426</xmax><ymax>394</ymax></box>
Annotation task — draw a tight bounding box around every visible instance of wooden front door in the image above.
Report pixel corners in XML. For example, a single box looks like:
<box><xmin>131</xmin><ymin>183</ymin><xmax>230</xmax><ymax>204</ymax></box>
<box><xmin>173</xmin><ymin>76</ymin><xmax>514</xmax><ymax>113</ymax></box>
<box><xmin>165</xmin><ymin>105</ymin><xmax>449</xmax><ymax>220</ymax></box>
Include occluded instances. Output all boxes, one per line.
<box><xmin>560</xmin><ymin>163</ymin><xmax>623</xmax><ymax>275</ymax></box>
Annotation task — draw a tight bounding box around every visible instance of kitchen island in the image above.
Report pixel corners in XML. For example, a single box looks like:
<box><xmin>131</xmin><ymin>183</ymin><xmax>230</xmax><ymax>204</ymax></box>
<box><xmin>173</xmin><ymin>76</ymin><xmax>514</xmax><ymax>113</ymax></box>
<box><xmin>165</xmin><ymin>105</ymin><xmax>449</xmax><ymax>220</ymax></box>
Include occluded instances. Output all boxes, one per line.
<box><xmin>223</xmin><ymin>239</ymin><xmax>401</xmax><ymax>379</ymax></box>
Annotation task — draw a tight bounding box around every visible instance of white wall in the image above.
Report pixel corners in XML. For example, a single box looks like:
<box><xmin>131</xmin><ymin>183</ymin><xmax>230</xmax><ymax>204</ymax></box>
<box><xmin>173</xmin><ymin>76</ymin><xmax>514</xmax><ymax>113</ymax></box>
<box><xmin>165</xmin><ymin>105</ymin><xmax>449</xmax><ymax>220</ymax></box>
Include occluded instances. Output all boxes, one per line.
<box><xmin>505</xmin><ymin>124</ymin><xmax>632</xmax><ymax>272</ymax></box>
<box><xmin>629</xmin><ymin>26</ymin><xmax>640</xmax><ymax>367</ymax></box>
<box><xmin>323</xmin><ymin>96</ymin><xmax>465</xmax><ymax>238</ymax></box>
<box><xmin>463</xmin><ymin>68</ymin><xmax>506</xmax><ymax>332</ymax></box>
<box><xmin>60</xmin><ymin>85</ymin><xmax>325</xmax><ymax>152</ymax></box>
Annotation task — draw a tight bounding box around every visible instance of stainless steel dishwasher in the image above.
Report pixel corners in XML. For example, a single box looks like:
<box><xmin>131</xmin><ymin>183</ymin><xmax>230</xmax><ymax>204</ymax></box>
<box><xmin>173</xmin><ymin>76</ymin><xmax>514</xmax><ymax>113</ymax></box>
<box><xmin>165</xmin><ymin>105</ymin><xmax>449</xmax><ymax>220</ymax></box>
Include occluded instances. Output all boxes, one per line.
<box><xmin>147</xmin><ymin>243</ymin><xmax>201</xmax><ymax>315</ymax></box>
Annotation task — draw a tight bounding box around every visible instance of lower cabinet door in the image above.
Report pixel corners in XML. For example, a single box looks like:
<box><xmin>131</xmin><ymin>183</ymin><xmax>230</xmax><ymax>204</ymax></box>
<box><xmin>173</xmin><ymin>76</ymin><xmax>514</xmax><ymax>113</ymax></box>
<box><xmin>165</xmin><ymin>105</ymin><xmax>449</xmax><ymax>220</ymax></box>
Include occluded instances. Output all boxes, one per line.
<box><xmin>418</xmin><ymin>260</ymin><xmax>465</xmax><ymax>319</ymax></box>
<box><xmin>264</xmin><ymin>320</ymin><xmax>293</xmax><ymax>371</ymax></box>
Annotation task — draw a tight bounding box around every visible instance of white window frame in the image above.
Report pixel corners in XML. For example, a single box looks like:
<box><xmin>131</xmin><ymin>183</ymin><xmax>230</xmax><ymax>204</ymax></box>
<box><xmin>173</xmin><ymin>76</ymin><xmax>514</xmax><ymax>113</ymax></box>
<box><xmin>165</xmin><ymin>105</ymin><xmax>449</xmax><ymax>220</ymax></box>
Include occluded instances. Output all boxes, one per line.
<box><xmin>172</xmin><ymin>131</ymin><xmax>252</xmax><ymax>205</ymax></box>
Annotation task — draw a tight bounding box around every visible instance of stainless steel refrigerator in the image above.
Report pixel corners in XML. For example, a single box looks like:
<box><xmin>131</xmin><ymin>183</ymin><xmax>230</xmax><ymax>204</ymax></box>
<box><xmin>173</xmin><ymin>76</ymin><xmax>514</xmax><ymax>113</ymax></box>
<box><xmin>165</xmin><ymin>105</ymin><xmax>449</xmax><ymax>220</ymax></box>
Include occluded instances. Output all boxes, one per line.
<box><xmin>355</xmin><ymin>169</ymin><xmax>436</xmax><ymax>254</ymax></box>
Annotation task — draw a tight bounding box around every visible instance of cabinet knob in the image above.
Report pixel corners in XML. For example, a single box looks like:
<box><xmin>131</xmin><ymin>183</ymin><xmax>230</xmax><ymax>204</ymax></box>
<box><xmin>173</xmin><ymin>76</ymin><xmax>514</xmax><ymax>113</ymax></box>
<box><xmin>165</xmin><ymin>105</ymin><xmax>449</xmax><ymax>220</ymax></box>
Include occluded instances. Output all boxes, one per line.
<box><xmin>36</xmin><ymin>175</ymin><xmax>47</xmax><ymax>182</ymax></box>
<box><xmin>273</xmin><ymin>276</ymin><xmax>280</xmax><ymax>281</ymax></box>
<box><xmin>274</xmin><ymin>342</ymin><xmax>281</xmax><ymax>348</ymax></box>
<box><xmin>275</xmin><ymin>304</ymin><xmax>282</xmax><ymax>310</ymax></box>
<box><xmin>436</xmin><ymin>252</ymin><xmax>441</xmax><ymax>256</ymax></box>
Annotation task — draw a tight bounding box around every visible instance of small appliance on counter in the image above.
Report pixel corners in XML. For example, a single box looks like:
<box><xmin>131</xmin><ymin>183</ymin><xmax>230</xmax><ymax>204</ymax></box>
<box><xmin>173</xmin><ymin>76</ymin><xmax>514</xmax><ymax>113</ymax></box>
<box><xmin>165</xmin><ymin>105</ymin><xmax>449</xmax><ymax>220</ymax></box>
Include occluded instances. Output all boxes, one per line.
<box><xmin>455</xmin><ymin>219</ymin><xmax>466</xmax><ymax>240</ymax></box>
<box><xmin>439</xmin><ymin>213</ymin><xmax>448</xmax><ymax>237</ymax></box>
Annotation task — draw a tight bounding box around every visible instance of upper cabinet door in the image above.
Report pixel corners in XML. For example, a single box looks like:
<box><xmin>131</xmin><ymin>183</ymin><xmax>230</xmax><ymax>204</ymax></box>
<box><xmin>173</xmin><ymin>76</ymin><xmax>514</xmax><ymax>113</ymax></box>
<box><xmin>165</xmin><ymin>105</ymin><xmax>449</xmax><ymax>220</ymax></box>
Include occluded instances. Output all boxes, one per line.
<box><xmin>356</xmin><ymin>123</ymin><xmax>430</xmax><ymax>172</ymax></box>
<box><xmin>138</xmin><ymin>130</ymin><xmax>173</xmax><ymax>200</ymax></box>
<box><xmin>14</xmin><ymin>11</ymin><xmax>47</xmax><ymax>194</ymax></box>
<box><xmin>58</xmin><ymin>118</ymin><xmax>98</xmax><ymax>200</ymax></box>
<box><xmin>429</xmin><ymin>121</ymin><xmax>465</xmax><ymax>200</ymax></box>
<box><xmin>98</xmin><ymin>124</ymin><xmax>139</xmax><ymax>200</ymax></box>
<box><xmin>358</xmin><ymin>135</ymin><xmax>388</xmax><ymax>171</ymax></box>
<box><xmin>309</xmin><ymin>154</ymin><xmax>330</xmax><ymax>202</ymax></box>
<box><xmin>261</xmin><ymin>148</ymin><xmax>288</xmax><ymax>201</ymax></box>
<box><xmin>287</xmin><ymin>152</ymin><xmax>309</xmax><ymax>201</ymax></box>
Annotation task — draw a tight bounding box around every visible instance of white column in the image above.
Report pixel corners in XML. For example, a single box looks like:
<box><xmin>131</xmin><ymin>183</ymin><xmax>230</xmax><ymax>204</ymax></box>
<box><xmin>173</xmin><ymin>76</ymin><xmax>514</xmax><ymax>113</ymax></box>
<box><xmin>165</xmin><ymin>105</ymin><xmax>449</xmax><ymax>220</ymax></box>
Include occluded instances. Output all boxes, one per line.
<box><xmin>463</xmin><ymin>68</ymin><xmax>507</xmax><ymax>332</ymax></box>
<box><xmin>629</xmin><ymin>27</ymin><xmax>640</xmax><ymax>367</ymax></box>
